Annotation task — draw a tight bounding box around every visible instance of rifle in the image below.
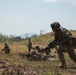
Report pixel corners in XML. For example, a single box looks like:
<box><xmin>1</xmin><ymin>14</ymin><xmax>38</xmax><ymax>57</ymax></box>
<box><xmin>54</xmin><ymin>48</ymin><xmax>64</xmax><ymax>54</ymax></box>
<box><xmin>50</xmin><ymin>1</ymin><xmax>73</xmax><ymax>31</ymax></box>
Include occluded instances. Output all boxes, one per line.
<box><xmin>48</xmin><ymin>36</ymin><xmax>62</xmax><ymax>48</ymax></box>
<box><xmin>48</xmin><ymin>40</ymin><xmax>58</xmax><ymax>48</ymax></box>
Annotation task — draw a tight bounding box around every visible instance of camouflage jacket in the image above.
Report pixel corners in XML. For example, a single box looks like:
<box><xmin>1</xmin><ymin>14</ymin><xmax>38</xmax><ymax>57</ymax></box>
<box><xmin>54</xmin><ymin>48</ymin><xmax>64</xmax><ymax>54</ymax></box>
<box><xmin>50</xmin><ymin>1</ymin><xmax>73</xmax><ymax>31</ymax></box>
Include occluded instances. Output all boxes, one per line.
<box><xmin>1</xmin><ymin>45</ymin><xmax>10</xmax><ymax>52</ymax></box>
<box><xmin>54</xmin><ymin>27</ymin><xmax>73</xmax><ymax>45</ymax></box>
<box><xmin>4</xmin><ymin>45</ymin><xmax>10</xmax><ymax>50</ymax></box>
<box><xmin>27</xmin><ymin>41</ymin><xmax>32</xmax><ymax>47</ymax></box>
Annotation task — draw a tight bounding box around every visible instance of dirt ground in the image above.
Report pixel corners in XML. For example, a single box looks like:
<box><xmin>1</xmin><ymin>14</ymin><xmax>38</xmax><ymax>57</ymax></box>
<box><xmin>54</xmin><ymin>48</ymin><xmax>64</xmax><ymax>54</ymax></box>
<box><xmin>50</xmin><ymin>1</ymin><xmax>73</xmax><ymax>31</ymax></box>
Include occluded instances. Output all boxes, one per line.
<box><xmin>0</xmin><ymin>49</ymin><xmax>76</xmax><ymax>75</ymax></box>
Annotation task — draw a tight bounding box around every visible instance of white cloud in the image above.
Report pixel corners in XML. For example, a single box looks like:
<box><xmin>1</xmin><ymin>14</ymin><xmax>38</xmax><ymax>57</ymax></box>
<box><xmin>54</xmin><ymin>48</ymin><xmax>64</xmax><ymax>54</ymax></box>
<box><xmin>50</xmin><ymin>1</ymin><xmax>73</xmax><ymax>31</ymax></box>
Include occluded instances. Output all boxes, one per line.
<box><xmin>66</xmin><ymin>0</ymin><xmax>76</xmax><ymax>4</ymax></box>
<box><xmin>39</xmin><ymin>0</ymin><xmax>62</xmax><ymax>3</ymax></box>
<box><xmin>38</xmin><ymin>0</ymin><xmax>76</xmax><ymax>5</ymax></box>
<box><xmin>42</xmin><ymin>0</ymin><xmax>60</xmax><ymax>3</ymax></box>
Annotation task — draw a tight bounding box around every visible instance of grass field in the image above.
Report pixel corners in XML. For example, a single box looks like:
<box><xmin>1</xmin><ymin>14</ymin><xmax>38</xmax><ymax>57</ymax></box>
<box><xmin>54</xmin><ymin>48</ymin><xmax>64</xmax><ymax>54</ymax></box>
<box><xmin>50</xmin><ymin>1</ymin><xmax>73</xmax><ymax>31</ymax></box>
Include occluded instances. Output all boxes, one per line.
<box><xmin>0</xmin><ymin>31</ymin><xmax>76</xmax><ymax>75</ymax></box>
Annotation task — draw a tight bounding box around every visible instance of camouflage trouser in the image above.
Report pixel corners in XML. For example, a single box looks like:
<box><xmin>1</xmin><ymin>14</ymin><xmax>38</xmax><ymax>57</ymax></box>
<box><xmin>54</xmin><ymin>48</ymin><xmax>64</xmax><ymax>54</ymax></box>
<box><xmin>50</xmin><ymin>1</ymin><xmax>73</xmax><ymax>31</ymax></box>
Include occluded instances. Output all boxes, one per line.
<box><xmin>28</xmin><ymin>47</ymin><xmax>32</xmax><ymax>52</ymax></box>
<box><xmin>5</xmin><ymin>49</ymin><xmax>10</xmax><ymax>54</ymax></box>
<box><xmin>56</xmin><ymin>45</ymin><xmax>76</xmax><ymax>65</ymax></box>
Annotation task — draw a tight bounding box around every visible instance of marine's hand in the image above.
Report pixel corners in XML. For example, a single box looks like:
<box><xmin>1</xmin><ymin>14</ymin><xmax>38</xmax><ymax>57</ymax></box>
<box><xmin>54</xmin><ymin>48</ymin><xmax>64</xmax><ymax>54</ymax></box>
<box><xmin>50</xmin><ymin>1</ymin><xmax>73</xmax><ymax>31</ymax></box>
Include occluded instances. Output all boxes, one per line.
<box><xmin>44</xmin><ymin>46</ymin><xmax>50</xmax><ymax>50</ymax></box>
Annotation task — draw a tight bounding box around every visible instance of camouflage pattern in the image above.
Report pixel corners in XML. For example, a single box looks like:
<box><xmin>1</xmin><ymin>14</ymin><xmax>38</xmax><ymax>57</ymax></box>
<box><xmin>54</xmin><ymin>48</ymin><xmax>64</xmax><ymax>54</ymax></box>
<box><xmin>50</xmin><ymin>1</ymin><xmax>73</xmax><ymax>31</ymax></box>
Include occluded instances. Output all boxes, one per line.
<box><xmin>1</xmin><ymin>43</ymin><xmax>10</xmax><ymax>54</ymax></box>
<box><xmin>27</xmin><ymin>38</ymin><xmax>32</xmax><ymax>52</ymax></box>
<box><xmin>72</xmin><ymin>37</ymin><xmax>76</xmax><ymax>48</ymax></box>
<box><xmin>35</xmin><ymin>46</ymin><xmax>44</xmax><ymax>53</ymax></box>
<box><xmin>23</xmin><ymin>44</ymin><xmax>56</xmax><ymax>61</ymax></box>
<box><xmin>44</xmin><ymin>46</ymin><xmax>51</xmax><ymax>55</ymax></box>
<box><xmin>25</xmin><ymin>51</ymin><xmax>44</xmax><ymax>61</ymax></box>
<box><xmin>35</xmin><ymin>46</ymin><xmax>51</xmax><ymax>56</ymax></box>
<box><xmin>51</xmin><ymin>22</ymin><xmax>60</xmax><ymax>29</ymax></box>
<box><xmin>50</xmin><ymin>22</ymin><xmax>76</xmax><ymax>69</ymax></box>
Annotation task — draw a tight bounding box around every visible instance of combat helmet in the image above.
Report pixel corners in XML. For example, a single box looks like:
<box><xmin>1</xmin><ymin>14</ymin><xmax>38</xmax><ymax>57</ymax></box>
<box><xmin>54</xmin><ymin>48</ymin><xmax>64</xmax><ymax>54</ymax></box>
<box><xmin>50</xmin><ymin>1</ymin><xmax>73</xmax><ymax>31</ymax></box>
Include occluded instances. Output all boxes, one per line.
<box><xmin>51</xmin><ymin>22</ymin><xmax>60</xmax><ymax>29</ymax></box>
<box><xmin>5</xmin><ymin>43</ymin><xmax>8</xmax><ymax>46</ymax></box>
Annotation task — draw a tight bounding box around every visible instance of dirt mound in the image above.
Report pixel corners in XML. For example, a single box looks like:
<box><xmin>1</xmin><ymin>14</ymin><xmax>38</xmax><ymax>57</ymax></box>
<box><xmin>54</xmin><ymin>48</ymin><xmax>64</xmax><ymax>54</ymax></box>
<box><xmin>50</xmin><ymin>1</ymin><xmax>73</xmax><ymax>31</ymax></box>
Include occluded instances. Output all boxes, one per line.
<box><xmin>0</xmin><ymin>59</ymin><xmax>43</xmax><ymax>75</ymax></box>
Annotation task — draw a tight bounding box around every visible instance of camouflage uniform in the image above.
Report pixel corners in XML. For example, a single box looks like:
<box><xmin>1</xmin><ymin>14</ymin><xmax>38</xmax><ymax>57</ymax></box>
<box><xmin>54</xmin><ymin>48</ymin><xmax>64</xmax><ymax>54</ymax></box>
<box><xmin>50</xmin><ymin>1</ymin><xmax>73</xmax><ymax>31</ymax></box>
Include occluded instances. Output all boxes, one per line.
<box><xmin>27</xmin><ymin>38</ymin><xmax>32</xmax><ymax>52</ymax></box>
<box><xmin>49</xmin><ymin>22</ymin><xmax>76</xmax><ymax>69</ymax></box>
<box><xmin>2</xmin><ymin>43</ymin><xmax>10</xmax><ymax>54</ymax></box>
<box><xmin>35</xmin><ymin>46</ymin><xmax>44</xmax><ymax>53</ymax></box>
<box><xmin>26</xmin><ymin>51</ymin><xmax>42</xmax><ymax>61</ymax></box>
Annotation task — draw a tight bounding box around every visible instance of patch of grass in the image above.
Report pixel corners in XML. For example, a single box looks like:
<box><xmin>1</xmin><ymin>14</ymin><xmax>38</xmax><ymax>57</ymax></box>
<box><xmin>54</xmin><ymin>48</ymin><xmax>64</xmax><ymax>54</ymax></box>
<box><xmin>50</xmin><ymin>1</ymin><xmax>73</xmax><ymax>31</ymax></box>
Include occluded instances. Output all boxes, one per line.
<box><xmin>45</xmin><ymin>72</ymin><xmax>62</xmax><ymax>75</ymax></box>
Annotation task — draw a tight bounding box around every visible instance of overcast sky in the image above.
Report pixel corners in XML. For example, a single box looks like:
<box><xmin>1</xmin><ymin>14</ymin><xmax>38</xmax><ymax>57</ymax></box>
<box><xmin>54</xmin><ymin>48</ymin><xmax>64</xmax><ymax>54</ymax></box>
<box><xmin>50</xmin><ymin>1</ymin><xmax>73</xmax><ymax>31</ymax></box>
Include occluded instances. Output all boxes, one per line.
<box><xmin>0</xmin><ymin>0</ymin><xmax>76</xmax><ymax>35</ymax></box>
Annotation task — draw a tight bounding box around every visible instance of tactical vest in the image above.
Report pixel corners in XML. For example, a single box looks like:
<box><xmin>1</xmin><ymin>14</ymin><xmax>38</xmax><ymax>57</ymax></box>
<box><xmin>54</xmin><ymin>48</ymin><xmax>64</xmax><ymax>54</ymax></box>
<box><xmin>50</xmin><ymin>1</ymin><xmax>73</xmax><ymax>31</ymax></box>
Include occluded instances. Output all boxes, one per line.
<box><xmin>54</xmin><ymin>27</ymin><xmax>73</xmax><ymax>45</ymax></box>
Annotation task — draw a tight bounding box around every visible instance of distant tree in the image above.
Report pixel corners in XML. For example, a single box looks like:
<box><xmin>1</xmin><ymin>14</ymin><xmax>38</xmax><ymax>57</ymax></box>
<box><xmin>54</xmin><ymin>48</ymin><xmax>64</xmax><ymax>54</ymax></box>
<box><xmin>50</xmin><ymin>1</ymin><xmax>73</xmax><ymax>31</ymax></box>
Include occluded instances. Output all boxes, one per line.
<box><xmin>0</xmin><ymin>33</ymin><xmax>6</xmax><ymax>42</ymax></box>
<box><xmin>6</xmin><ymin>35</ymin><xmax>22</xmax><ymax>42</ymax></box>
<box><xmin>14</xmin><ymin>36</ymin><xmax>22</xmax><ymax>42</ymax></box>
<box><xmin>0</xmin><ymin>33</ymin><xmax>29</xmax><ymax>42</ymax></box>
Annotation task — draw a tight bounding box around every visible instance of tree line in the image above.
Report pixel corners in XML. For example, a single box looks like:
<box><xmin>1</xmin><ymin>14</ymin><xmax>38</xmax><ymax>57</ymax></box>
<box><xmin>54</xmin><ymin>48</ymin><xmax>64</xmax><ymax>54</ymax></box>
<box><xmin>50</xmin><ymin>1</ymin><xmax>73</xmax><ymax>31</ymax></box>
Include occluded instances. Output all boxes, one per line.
<box><xmin>0</xmin><ymin>33</ymin><xmax>38</xmax><ymax>43</ymax></box>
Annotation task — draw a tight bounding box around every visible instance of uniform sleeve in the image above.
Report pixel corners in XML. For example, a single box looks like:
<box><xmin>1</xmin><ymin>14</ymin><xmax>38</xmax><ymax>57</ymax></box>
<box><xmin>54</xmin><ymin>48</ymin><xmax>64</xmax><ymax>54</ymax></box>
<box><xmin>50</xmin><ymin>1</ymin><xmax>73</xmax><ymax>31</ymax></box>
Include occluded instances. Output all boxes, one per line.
<box><xmin>58</xmin><ymin>31</ymin><xmax>72</xmax><ymax>44</ymax></box>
